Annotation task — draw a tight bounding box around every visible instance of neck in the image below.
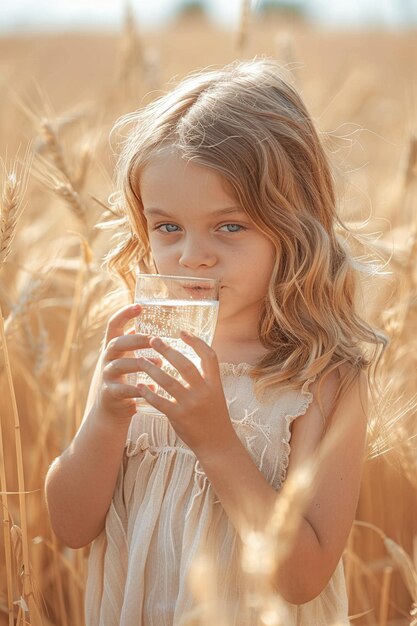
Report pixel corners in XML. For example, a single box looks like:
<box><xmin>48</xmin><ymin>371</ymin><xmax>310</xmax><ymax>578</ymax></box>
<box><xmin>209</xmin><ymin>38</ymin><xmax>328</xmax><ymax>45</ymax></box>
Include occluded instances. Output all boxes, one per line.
<box><xmin>211</xmin><ymin>300</ymin><xmax>268</xmax><ymax>364</ymax></box>
<box><xmin>212</xmin><ymin>328</ymin><xmax>268</xmax><ymax>366</ymax></box>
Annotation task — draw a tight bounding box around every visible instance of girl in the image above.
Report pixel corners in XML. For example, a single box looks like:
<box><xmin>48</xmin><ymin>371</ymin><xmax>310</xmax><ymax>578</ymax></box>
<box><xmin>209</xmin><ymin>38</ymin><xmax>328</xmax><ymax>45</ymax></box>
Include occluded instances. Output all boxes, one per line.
<box><xmin>45</xmin><ymin>57</ymin><xmax>387</xmax><ymax>625</ymax></box>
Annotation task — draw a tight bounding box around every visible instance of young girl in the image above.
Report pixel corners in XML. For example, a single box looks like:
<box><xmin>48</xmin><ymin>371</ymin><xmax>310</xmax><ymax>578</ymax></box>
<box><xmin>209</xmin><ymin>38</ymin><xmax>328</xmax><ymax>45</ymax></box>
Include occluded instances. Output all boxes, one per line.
<box><xmin>45</xmin><ymin>57</ymin><xmax>387</xmax><ymax>625</ymax></box>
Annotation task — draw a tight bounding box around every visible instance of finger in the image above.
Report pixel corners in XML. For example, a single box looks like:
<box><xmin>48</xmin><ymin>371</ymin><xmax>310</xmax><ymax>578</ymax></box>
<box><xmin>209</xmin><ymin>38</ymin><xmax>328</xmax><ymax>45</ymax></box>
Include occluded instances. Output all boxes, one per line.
<box><xmin>125</xmin><ymin>328</ymin><xmax>138</xmax><ymax>356</ymax></box>
<box><xmin>103</xmin><ymin>357</ymin><xmax>163</xmax><ymax>382</ymax></box>
<box><xmin>103</xmin><ymin>380</ymin><xmax>156</xmax><ymax>401</ymax></box>
<box><xmin>179</xmin><ymin>331</ymin><xmax>220</xmax><ymax>379</ymax></box>
<box><xmin>136</xmin><ymin>357</ymin><xmax>188</xmax><ymax>401</ymax></box>
<box><xmin>105</xmin><ymin>304</ymin><xmax>142</xmax><ymax>345</ymax></box>
<box><xmin>136</xmin><ymin>383</ymin><xmax>175</xmax><ymax>416</ymax></box>
<box><xmin>105</xmin><ymin>333</ymin><xmax>153</xmax><ymax>361</ymax></box>
<box><xmin>148</xmin><ymin>337</ymin><xmax>202</xmax><ymax>385</ymax></box>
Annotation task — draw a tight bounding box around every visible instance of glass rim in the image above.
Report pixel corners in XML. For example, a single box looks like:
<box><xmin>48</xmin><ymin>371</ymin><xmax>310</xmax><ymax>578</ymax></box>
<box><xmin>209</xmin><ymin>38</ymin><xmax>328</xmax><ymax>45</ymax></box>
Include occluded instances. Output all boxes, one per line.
<box><xmin>135</xmin><ymin>271</ymin><xmax>219</xmax><ymax>285</ymax></box>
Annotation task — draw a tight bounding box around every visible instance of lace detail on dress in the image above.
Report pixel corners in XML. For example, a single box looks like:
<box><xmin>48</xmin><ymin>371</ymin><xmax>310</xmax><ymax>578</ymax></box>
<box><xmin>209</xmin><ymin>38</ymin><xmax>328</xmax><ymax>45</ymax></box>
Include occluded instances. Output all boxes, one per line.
<box><xmin>219</xmin><ymin>362</ymin><xmax>253</xmax><ymax>377</ymax></box>
<box><xmin>279</xmin><ymin>375</ymin><xmax>317</xmax><ymax>487</ymax></box>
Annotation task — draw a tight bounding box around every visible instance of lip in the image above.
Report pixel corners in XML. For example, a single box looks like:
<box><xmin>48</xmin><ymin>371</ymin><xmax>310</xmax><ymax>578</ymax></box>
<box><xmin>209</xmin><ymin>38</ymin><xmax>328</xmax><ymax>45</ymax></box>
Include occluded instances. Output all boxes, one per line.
<box><xmin>182</xmin><ymin>284</ymin><xmax>216</xmax><ymax>294</ymax></box>
<box><xmin>182</xmin><ymin>282</ymin><xmax>213</xmax><ymax>289</ymax></box>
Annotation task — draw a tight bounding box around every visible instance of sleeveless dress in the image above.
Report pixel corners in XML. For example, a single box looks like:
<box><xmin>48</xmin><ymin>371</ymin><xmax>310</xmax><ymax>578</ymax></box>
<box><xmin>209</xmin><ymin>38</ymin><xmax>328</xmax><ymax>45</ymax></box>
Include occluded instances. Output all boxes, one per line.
<box><xmin>84</xmin><ymin>363</ymin><xmax>350</xmax><ymax>626</ymax></box>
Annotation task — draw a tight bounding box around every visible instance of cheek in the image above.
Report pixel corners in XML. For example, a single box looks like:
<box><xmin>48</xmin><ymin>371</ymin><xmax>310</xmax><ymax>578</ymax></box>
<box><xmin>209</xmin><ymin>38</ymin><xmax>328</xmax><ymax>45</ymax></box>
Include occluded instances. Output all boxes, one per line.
<box><xmin>147</xmin><ymin>237</ymin><xmax>177</xmax><ymax>271</ymax></box>
<box><xmin>263</xmin><ymin>237</ymin><xmax>277</xmax><ymax>266</ymax></box>
<box><xmin>251</xmin><ymin>238</ymin><xmax>275</xmax><ymax>266</ymax></box>
<box><xmin>256</xmin><ymin>242</ymin><xmax>276</xmax><ymax>286</ymax></box>
<box><xmin>148</xmin><ymin>235</ymin><xmax>167</xmax><ymax>257</ymax></box>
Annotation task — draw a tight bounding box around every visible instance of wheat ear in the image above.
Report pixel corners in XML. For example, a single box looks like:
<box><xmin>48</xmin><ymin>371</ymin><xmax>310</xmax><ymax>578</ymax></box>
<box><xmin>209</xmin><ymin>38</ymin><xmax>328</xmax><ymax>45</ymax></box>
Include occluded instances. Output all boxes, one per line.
<box><xmin>40</xmin><ymin>118</ymin><xmax>73</xmax><ymax>186</ymax></box>
<box><xmin>0</xmin><ymin>172</ymin><xmax>23</xmax><ymax>265</ymax></box>
<box><xmin>53</xmin><ymin>178</ymin><xmax>88</xmax><ymax>227</ymax></box>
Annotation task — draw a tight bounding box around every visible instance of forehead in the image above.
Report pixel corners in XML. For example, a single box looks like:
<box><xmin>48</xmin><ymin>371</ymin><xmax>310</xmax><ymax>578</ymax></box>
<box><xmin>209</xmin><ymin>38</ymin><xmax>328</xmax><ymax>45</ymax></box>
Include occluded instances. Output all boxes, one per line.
<box><xmin>139</xmin><ymin>150</ymin><xmax>239</xmax><ymax>210</ymax></box>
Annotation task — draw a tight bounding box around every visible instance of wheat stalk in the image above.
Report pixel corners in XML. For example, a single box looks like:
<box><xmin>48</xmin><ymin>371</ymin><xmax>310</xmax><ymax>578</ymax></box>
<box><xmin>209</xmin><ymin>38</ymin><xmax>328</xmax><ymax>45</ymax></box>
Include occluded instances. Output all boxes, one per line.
<box><xmin>0</xmin><ymin>304</ymin><xmax>43</xmax><ymax>625</ymax></box>
<box><xmin>263</xmin><ymin>461</ymin><xmax>316</xmax><ymax>567</ymax></box>
<box><xmin>0</xmin><ymin>157</ymin><xmax>32</xmax><ymax>625</ymax></box>
<box><xmin>4</xmin><ymin>275</ymin><xmax>45</xmax><ymax>336</ymax></box>
<box><xmin>236</xmin><ymin>0</ymin><xmax>251</xmax><ymax>55</ymax></box>
<box><xmin>402</xmin><ymin>133</ymin><xmax>417</xmax><ymax>191</ymax></box>
<box><xmin>378</xmin><ymin>565</ymin><xmax>393</xmax><ymax>626</ymax></box>
<box><xmin>384</xmin><ymin>537</ymin><xmax>417</xmax><ymax>601</ymax></box>
<box><xmin>28</xmin><ymin>235</ymin><xmax>93</xmax><ymax>475</ymax></box>
<box><xmin>274</xmin><ymin>31</ymin><xmax>295</xmax><ymax>67</ymax></box>
<box><xmin>73</xmin><ymin>142</ymin><xmax>92</xmax><ymax>192</ymax></box>
<box><xmin>117</xmin><ymin>3</ymin><xmax>145</xmax><ymax>101</ymax></box>
<box><xmin>354</xmin><ymin>520</ymin><xmax>417</xmax><ymax>622</ymax></box>
<box><xmin>410</xmin><ymin>602</ymin><xmax>417</xmax><ymax>626</ymax></box>
<box><xmin>0</xmin><ymin>404</ymin><xmax>14</xmax><ymax>626</ymax></box>
<box><xmin>10</xmin><ymin>524</ymin><xmax>23</xmax><ymax>588</ymax></box>
<box><xmin>179</xmin><ymin>552</ymin><xmax>231</xmax><ymax>626</ymax></box>
<box><xmin>0</xmin><ymin>157</ymin><xmax>43</xmax><ymax>625</ymax></box>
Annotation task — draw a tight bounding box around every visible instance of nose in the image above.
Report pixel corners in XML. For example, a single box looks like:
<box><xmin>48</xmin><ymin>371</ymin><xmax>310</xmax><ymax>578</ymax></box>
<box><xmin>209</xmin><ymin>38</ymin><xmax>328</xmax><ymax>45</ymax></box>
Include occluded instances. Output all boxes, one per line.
<box><xmin>178</xmin><ymin>235</ymin><xmax>217</xmax><ymax>270</ymax></box>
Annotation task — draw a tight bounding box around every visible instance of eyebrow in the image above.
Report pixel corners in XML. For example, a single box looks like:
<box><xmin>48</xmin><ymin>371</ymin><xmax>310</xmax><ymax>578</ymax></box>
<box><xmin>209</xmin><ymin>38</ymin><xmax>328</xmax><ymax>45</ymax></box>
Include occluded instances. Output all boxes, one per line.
<box><xmin>144</xmin><ymin>206</ymin><xmax>245</xmax><ymax>217</ymax></box>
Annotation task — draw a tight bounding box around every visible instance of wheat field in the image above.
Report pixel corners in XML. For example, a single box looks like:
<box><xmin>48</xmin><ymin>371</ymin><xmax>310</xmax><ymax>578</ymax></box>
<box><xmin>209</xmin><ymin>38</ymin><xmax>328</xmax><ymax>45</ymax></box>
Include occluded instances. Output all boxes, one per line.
<box><xmin>0</xmin><ymin>7</ymin><xmax>416</xmax><ymax>626</ymax></box>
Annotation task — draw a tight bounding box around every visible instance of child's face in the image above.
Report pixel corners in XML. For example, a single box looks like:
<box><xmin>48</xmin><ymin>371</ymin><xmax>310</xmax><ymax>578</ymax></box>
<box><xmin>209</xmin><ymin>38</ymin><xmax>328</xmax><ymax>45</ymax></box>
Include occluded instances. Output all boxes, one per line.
<box><xmin>139</xmin><ymin>150</ymin><xmax>276</xmax><ymax>329</ymax></box>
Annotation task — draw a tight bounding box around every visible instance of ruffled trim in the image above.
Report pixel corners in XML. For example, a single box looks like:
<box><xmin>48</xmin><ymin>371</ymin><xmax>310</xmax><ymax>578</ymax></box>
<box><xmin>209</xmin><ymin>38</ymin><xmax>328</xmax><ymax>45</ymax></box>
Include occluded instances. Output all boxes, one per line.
<box><xmin>126</xmin><ymin>432</ymin><xmax>150</xmax><ymax>457</ymax></box>
<box><xmin>219</xmin><ymin>362</ymin><xmax>253</xmax><ymax>377</ymax></box>
<box><xmin>279</xmin><ymin>375</ymin><xmax>317</xmax><ymax>487</ymax></box>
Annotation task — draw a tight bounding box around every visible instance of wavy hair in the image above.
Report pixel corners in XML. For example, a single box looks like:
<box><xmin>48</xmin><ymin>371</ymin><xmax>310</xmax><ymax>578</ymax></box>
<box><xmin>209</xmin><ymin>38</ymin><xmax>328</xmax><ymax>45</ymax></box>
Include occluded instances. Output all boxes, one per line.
<box><xmin>103</xmin><ymin>57</ymin><xmax>389</xmax><ymax>428</ymax></box>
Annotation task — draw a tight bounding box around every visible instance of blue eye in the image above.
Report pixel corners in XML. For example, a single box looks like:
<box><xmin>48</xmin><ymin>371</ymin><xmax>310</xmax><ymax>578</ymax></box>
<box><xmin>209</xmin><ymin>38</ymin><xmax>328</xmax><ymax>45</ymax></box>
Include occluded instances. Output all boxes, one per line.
<box><xmin>156</xmin><ymin>224</ymin><xmax>180</xmax><ymax>233</ymax></box>
<box><xmin>154</xmin><ymin>223</ymin><xmax>246</xmax><ymax>234</ymax></box>
<box><xmin>219</xmin><ymin>224</ymin><xmax>246</xmax><ymax>233</ymax></box>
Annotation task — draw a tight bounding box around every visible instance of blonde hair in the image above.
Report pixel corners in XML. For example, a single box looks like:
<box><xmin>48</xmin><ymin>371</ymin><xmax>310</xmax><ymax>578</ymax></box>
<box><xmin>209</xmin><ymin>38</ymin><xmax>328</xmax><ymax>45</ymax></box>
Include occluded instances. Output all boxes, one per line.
<box><xmin>103</xmin><ymin>57</ymin><xmax>388</xmax><ymax>425</ymax></box>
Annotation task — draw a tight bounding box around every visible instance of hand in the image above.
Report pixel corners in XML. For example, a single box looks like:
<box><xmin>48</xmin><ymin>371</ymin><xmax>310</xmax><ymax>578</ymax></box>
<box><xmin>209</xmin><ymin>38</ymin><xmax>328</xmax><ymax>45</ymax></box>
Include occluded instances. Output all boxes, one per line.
<box><xmin>91</xmin><ymin>304</ymin><xmax>162</xmax><ymax>428</ymax></box>
<box><xmin>134</xmin><ymin>330</ymin><xmax>237</xmax><ymax>455</ymax></box>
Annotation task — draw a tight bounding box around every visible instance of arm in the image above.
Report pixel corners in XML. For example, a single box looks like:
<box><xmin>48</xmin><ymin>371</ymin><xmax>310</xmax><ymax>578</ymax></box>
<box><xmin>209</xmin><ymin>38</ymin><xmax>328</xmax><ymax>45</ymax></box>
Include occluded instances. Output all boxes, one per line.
<box><xmin>45</xmin><ymin>419</ymin><xmax>130</xmax><ymax>549</ymax></box>
<box><xmin>44</xmin><ymin>305</ymin><xmax>156</xmax><ymax>549</ymax></box>
<box><xmin>195</xmin><ymin>367</ymin><xmax>368</xmax><ymax>605</ymax></box>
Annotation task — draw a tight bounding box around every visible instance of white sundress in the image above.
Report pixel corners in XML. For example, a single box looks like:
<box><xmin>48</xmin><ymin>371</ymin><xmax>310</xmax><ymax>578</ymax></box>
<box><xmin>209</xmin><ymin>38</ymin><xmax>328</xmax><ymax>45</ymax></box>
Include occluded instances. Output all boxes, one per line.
<box><xmin>84</xmin><ymin>362</ymin><xmax>350</xmax><ymax>626</ymax></box>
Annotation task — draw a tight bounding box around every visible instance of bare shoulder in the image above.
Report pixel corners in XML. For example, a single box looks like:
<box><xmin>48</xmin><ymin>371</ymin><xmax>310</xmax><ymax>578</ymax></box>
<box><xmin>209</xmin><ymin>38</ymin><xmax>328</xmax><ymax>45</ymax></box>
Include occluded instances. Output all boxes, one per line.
<box><xmin>310</xmin><ymin>363</ymin><xmax>368</xmax><ymax>424</ymax></box>
<box><xmin>288</xmin><ymin>365</ymin><xmax>368</xmax><ymax>463</ymax></box>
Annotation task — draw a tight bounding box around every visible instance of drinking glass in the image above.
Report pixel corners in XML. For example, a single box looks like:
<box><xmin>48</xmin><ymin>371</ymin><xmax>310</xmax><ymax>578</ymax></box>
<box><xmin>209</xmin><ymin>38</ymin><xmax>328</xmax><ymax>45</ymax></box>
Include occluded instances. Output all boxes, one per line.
<box><xmin>132</xmin><ymin>272</ymin><xmax>219</xmax><ymax>413</ymax></box>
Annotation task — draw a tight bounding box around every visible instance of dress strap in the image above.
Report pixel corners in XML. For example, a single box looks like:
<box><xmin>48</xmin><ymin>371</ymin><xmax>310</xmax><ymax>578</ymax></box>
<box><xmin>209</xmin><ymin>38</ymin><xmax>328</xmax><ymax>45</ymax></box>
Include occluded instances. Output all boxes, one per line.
<box><xmin>278</xmin><ymin>375</ymin><xmax>317</xmax><ymax>487</ymax></box>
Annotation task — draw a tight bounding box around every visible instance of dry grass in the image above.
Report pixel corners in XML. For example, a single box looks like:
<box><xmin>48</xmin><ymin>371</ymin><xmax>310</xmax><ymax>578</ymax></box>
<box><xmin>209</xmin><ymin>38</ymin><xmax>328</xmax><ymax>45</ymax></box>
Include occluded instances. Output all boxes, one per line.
<box><xmin>0</xmin><ymin>7</ymin><xmax>416</xmax><ymax>625</ymax></box>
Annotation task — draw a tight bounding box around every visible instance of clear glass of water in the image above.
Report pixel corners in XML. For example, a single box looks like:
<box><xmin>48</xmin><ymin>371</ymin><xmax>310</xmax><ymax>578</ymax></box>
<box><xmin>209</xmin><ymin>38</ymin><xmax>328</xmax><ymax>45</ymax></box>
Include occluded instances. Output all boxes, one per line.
<box><xmin>133</xmin><ymin>272</ymin><xmax>219</xmax><ymax>414</ymax></box>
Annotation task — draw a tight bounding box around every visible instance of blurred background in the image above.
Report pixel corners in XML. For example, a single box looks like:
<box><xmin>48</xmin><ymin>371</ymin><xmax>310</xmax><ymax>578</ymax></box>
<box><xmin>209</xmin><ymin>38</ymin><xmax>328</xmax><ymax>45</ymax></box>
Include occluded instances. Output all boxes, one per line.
<box><xmin>2</xmin><ymin>0</ymin><xmax>417</xmax><ymax>32</ymax></box>
<box><xmin>0</xmin><ymin>1</ymin><xmax>416</xmax><ymax>625</ymax></box>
